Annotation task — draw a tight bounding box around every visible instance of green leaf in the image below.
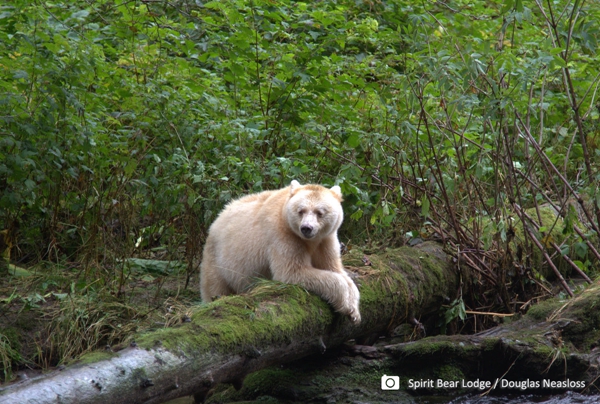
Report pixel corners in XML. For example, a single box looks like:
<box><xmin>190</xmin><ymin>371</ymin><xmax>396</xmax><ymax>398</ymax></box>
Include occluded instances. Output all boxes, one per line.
<box><xmin>574</xmin><ymin>242</ymin><xmax>588</xmax><ymax>259</ymax></box>
<box><xmin>421</xmin><ymin>197</ymin><xmax>430</xmax><ymax>218</ymax></box>
<box><xmin>124</xmin><ymin>258</ymin><xmax>186</xmax><ymax>276</ymax></box>
<box><xmin>70</xmin><ymin>10</ymin><xmax>90</xmax><ymax>21</ymax></box>
<box><xmin>346</xmin><ymin>133</ymin><xmax>360</xmax><ymax>148</ymax></box>
<box><xmin>124</xmin><ymin>160</ymin><xmax>137</xmax><ymax>176</ymax></box>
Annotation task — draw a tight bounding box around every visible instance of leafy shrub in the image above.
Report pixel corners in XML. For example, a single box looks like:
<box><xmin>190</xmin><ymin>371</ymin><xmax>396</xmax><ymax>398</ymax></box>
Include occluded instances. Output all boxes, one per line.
<box><xmin>0</xmin><ymin>0</ymin><xmax>598</xmax><ymax>298</ymax></box>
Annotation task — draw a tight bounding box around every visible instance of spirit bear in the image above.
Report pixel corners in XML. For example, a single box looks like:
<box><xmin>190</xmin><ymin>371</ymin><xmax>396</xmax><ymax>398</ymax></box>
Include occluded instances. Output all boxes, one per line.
<box><xmin>200</xmin><ymin>180</ymin><xmax>361</xmax><ymax>323</ymax></box>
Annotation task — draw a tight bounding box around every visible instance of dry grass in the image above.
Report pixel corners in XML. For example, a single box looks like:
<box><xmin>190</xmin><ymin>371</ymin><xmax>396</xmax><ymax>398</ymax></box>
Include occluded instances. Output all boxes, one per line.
<box><xmin>0</xmin><ymin>259</ymin><xmax>199</xmax><ymax>381</ymax></box>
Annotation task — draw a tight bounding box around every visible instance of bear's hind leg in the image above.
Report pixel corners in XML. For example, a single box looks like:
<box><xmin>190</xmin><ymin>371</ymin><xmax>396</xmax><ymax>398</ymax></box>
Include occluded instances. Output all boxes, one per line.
<box><xmin>200</xmin><ymin>244</ymin><xmax>235</xmax><ymax>302</ymax></box>
<box><xmin>201</xmin><ymin>265</ymin><xmax>234</xmax><ymax>302</ymax></box>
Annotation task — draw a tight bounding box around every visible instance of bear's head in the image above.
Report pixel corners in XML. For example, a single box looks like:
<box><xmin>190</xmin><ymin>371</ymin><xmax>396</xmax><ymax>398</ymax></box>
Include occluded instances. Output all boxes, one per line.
<box><xmin>286</xmin><ymin>180</ymin><xmax>343</xmax><ymax>241</ymax></box>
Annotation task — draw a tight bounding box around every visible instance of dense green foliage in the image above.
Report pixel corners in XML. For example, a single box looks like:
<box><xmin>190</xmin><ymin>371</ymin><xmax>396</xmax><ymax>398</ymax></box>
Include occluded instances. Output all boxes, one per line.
<box><xmin>1</xmin><ymin>0</ymin><xmax>600</xmax><ymax>378</ymax></box>
<box><xmin>2</xmin><ymin>0</ymin><xmax>599</xmax><ymax>260</ymax></box>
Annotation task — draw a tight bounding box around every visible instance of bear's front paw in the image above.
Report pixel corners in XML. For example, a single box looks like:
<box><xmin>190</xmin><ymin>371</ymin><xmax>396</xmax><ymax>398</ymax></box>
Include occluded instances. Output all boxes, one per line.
<box><xmin>348</xmin><ymin>293</ymin><xmax>361</xmax><ymax>324</ymax></box>
<box><xmin>343</xmin><ymin>275</ymin><xmax>361</xmax><ymax>324</ymax></box>
<box><xmin>349</xmin><ymin>307</ymin><xmax>361</xmax><ymax>324</ymax></box>
<box><xmin>329</xmin><ymin>272</ymin><xmax>361</xmax><ymax>324</ymax></box>
<box><xmin>337</xmin><ymin>300</ymin><xmax>361</xmax><ymax>324</ymax></box>
<box><xmin>342</xmin><ymin>288</ymin><xmax>361</xmax><ymax>324</ymax></box>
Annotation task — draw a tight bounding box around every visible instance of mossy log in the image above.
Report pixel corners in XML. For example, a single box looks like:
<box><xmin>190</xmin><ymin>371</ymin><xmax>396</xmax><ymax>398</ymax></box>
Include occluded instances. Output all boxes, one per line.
<box><xmin>0</xmin><ymin>242</ymin><xmax>457</xmax><ymax>404</ymax></box>
<box><xmin>385</xmin><ymin>281</ymin><xmax>600</xmax><ymax>392</ymax></box>
<box><xmin>210</xmin><ymin>282</ymin><xmax>600</xmax><ymax>403</ymax></box>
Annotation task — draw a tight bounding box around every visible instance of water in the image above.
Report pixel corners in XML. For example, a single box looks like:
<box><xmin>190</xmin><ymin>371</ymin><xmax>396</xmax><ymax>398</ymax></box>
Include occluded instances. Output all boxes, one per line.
<box><xmin>444</xmin><ymin>391</ymin><xmax>600</xmax><ymax>403</ymax></box>
<box><xmin>163</xmin><ymin>391</ymin><xmax>599</xmax><ymax>403</ymax></box>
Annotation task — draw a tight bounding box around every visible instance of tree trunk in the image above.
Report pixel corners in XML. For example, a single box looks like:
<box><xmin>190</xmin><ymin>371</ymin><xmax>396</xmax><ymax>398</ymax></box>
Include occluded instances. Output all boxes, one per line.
<box><xmin>205</xmin><ymin>281</ymin><xmax>600</xmax><ymax>404</ymax></box>
<box><xmin>385</xmin><ymin>281</ymin><xmax>600</xmax><ymax>393</ymax></box>
<box><xmin>0</xmin><ymin>242</ymin><xmax>458</xmax><ymax>404</ymax></box>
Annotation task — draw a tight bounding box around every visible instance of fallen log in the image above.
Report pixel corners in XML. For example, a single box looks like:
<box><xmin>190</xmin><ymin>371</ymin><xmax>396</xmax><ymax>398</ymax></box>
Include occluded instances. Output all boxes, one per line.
<box><xmin>0</xmin><ymin>242</ymin><xmax>458</xmax><ymax>404</ymax></box>
<box><xmin>205</xmin><ymin>282</ymin><xmax>600</xmax><ymax>403</ymax></box>
<box><xmin>384</xmin><ymin>281</ymin><xmax>600</xmax><ymax>393</ymax></box>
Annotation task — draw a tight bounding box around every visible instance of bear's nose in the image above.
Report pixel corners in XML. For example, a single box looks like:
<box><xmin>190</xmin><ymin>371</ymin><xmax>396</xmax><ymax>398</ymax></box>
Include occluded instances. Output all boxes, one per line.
<box><xmin>301</xmin><ymin>225</ymin><xmax>313</xmax><ymax>237</ymax></box>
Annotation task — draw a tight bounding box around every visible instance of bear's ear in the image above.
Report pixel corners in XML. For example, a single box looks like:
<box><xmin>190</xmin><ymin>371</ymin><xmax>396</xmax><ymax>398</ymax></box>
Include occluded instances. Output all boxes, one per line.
<box><xmin>290</xmin><ymin>180</ymin><xmax>301</xmax><ymax>195</ymax></box>
<box><xmin>330</xmin><ymin>185</ymin><xmax>342</xmax><ymax>199</ymax></box>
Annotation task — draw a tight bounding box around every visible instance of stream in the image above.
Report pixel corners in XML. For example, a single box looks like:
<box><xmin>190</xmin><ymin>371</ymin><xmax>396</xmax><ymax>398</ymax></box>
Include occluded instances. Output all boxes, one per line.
<box><xmin>427</xmin><ymin>391</ymin><xmax>599</xmax><ymax>403</ymax></box>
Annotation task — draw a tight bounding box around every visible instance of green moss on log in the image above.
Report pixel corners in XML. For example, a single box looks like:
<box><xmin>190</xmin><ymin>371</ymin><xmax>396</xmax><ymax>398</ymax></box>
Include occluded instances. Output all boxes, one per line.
<box><xmin>133</xmin><ymin>244</ymin><xmax>453</xmax><ymax>362</ymax></box>
<box><xmin>136</xmin><ymin>283</ymin><xmax>333</xmax><ymax>356</ymax></box>
<box><xmin>77</xmin><ymin>351</ymin><xmax>118</xmax><ymax>365</ymax></box>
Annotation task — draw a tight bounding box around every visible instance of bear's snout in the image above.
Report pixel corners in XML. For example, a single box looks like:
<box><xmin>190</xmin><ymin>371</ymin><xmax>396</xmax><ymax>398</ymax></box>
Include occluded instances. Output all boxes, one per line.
<box><xmin>301</xmin><ymin>225</ymin><xmax>314</xmax><ymax>238</ymax></box>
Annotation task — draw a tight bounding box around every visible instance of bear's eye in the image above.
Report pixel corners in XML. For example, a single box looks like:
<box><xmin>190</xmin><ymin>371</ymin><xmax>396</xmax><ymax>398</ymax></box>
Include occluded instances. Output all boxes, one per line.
<box><xmin>316</xmin><ymin>210</ymin><xmax>325</xmax><ymax>218</ymax></box>
<box><xmin>298</xmin><ymin>208</ymin><xmax>306</xmax><ymax>216</ymax></box>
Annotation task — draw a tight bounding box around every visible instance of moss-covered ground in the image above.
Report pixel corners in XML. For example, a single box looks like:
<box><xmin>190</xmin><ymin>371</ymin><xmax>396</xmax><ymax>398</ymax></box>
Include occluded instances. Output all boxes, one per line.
<box><xmin>3</xmin><ymin>242</ymin><xmax>600</xmax><ymax>403</ymax></box>
<box><xmin>0</xmin><ymin>258</ymin><xmax>201</xmax><ymax>382</ymax></box>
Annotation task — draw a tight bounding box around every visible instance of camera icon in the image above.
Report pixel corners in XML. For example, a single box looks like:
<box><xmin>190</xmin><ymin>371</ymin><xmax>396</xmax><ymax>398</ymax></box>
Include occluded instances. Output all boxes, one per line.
<box><xmin>381</xmin><ymin>374</ymin><xmax>400</xmax><ymax>390</ymax></box>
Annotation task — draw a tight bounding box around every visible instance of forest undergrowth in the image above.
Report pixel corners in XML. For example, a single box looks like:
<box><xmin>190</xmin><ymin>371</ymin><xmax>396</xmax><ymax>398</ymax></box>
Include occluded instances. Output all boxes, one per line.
<box><xmin>1</xmin><ymin>0</ymin><xmax>599</xmax><ymax>381</ymax></box>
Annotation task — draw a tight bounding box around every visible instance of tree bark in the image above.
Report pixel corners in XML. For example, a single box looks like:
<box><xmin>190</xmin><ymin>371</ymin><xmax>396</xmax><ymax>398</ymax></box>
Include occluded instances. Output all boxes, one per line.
<box><xmin>385</xmin><ymin>281</ymin><xmax>600</xmax><ymax>392</ymax></box>
<box><xmin>0</xmin><ymin>242</ymin><xmax>458</xmax><ymax>404</ymax></box>
<box><xmin>204</xmin><ymin>284</ymin><xmax>600</xmax><ymax>404</ymax></box>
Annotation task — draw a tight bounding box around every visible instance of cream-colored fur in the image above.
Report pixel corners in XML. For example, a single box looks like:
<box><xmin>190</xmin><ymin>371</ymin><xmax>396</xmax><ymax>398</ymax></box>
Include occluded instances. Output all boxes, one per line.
<box><xmin>200</xmin><ymin>180</ymin><xmax>361</xmax><ymax>323</ymax></box>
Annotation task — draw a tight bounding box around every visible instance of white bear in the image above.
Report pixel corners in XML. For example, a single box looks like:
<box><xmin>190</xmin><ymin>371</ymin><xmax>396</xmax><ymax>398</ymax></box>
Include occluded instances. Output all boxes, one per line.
<box><xmin>200</xmin><ymin>180</ymin><xmax>361</xmax><ymax>323</ymax></box>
